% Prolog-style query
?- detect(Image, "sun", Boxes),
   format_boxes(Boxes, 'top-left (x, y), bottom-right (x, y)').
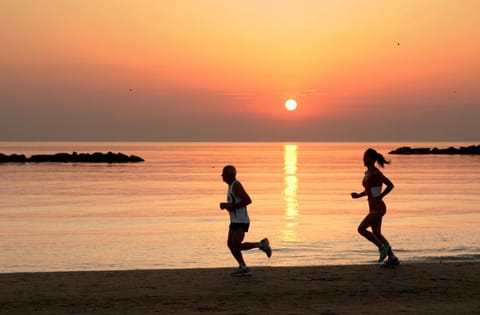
top-left (285, 99), bottom-right (298, 111)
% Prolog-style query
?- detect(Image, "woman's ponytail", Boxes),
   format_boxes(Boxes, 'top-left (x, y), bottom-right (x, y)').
top-left (376, 152), bottom-right (390, 168)
top-left (366, 148), bottom-right (391, 168)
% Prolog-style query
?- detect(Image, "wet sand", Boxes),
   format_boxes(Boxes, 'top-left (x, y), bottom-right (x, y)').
top-left (0, 262), bottom-right (479, 314)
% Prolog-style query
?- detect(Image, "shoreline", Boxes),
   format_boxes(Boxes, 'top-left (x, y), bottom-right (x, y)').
top-left (1, 262), bottom-right (479, 314)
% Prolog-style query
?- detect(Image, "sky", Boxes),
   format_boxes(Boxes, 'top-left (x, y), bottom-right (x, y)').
top-left (1, 0), bottom-right (479, 141)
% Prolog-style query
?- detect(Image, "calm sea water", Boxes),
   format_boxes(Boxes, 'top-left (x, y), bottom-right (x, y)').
top-left (0, 142), bottom-right (479, 273)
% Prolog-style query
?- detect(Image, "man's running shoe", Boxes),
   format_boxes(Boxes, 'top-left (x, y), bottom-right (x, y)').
top-left (259, 238), bottom-right (272, 258)
top-left (378, 244), bottom-right (390, 262)
top-left (381, 256), bottom-right (400, 268)
top-left (231, 266), bottom-right (251, 277)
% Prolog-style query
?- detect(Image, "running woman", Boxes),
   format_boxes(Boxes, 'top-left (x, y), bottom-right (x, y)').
top-left (351, 148), bottom-right (400, 266)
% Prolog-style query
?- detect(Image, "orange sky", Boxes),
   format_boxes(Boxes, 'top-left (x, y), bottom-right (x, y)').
top-left (1, 1), bottom-right (479, 141)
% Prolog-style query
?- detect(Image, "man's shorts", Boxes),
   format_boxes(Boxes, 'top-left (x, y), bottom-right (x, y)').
top-left (229, 222), bottom-right (250, 232)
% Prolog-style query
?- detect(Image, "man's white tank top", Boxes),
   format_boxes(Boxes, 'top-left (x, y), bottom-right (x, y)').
top-left (227, 180), bottom-right (250, 224)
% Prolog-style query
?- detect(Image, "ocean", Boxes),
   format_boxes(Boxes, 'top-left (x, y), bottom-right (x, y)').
top-left (0, 142), bottom-right (479, 272)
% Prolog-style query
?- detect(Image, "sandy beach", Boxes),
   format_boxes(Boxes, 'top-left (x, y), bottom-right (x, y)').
top-left (0, 262), bottom-right (479, 314)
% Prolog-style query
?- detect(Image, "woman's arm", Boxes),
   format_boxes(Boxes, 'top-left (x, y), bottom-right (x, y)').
top-left (351, 190), bottom-right (366, 199)
top-left (378, 173), bottom-right (394, 199)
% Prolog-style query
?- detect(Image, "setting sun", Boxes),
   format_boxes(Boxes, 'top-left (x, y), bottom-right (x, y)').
top-left (285, 99), bottom-right (298, 111)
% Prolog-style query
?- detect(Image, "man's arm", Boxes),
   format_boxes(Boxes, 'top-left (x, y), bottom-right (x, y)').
top-left (228, 181), bottom-right (252, 209)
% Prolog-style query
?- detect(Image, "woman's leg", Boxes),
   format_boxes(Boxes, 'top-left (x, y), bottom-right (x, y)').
top-left (371, 217), bottom-right (396, 257)
top-left (358, 212), bottom-right (383, 248)
top-left (371, 215), bottom-right (389, 246)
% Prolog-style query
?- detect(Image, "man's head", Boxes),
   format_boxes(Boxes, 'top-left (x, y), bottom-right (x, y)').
top-left (221, 165), bottom-right (236, 183)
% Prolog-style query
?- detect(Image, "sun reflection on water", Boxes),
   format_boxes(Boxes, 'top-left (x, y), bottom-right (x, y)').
top-left (283, 144), bottom-right (299, 242)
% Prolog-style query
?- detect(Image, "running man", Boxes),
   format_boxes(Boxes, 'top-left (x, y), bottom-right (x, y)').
top-left (351, 148), bottom-right (400, 267)
top-left (220, 165), bottom-right (272, 276)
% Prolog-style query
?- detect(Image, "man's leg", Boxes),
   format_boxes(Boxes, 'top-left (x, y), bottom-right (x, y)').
top-left (241, 242), bottom-right (258, 250)
top-left (228, 228), bottom-right (247, 266)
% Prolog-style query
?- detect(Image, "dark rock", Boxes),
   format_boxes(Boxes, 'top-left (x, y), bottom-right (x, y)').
top-left (0, 152), bottom-right (144, 163)
top-left (129, 155), bottom-right (144, 162)
top-left (412, 148), bottom-right (431, 154)
top-left (0, 153), bottom-right (27, 163)
top-left (389, 145), bottom-right (480, 155)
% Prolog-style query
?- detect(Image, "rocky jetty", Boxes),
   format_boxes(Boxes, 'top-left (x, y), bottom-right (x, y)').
top-left (0, 152), bottom-right (144, 163)
top-left (389, 145), bottom-right (480, 155)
